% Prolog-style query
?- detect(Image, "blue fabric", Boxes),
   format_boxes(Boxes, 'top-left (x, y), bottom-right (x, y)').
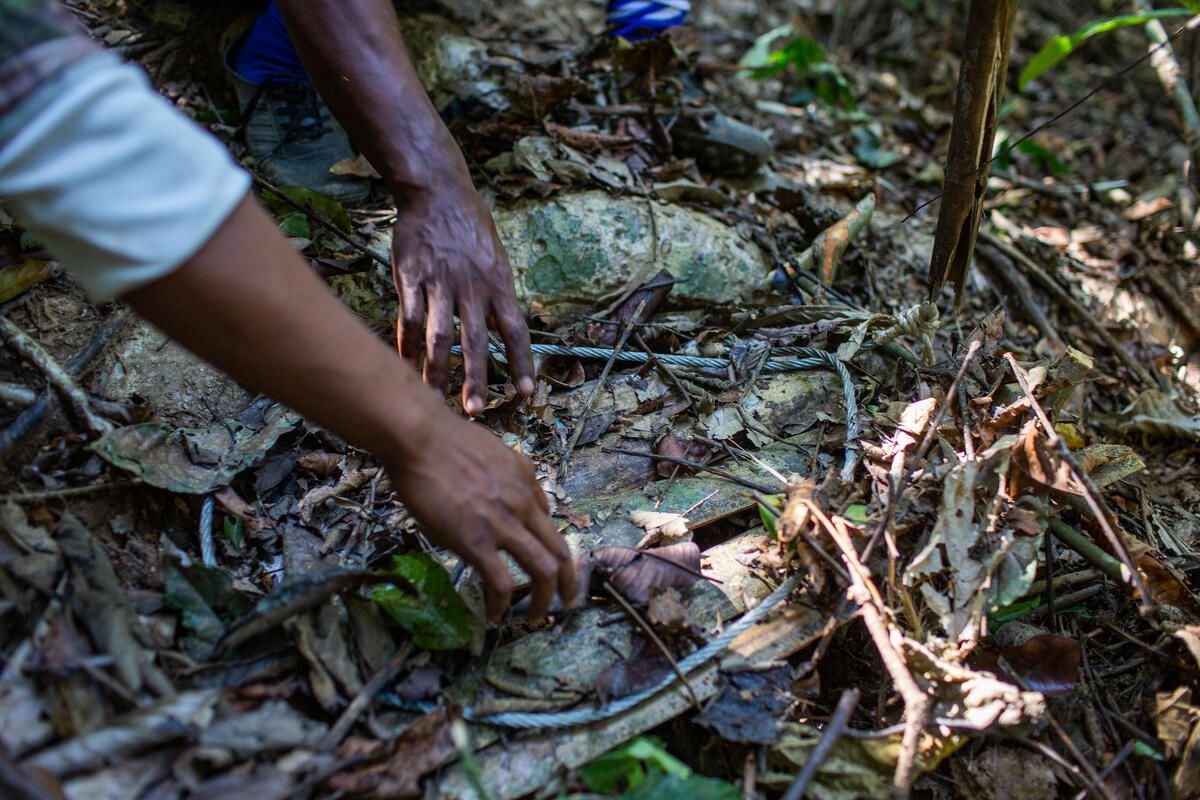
top-left (606, 0), bottom-right (689, 40)
top-left (233, 1), bottom-right (308, 85)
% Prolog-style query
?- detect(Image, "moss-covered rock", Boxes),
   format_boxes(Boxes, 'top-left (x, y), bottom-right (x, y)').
top-left (493, 190), bottom-right (770, 312)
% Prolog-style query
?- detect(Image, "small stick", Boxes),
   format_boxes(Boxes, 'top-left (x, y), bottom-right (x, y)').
top-left (320, 642), bottom-right (412, 751)
top-left (1073, 740), bottom-right (1136, 800)
top-left (635, 331), bottom-right (693, 408)
top-left (782, 688), bottom-right (861, 800)
top-left (603, 580), bottom-right (701, 712)
top-left (602, 446), bottom-right (780, 494)
top-left (0, 315), bottom-right (112, 436)
top-left (558, 300), bottom-right (646, 481)
top-left (0, 481), bottom-right (136, 503)
top-left (339, 469), bottom-right (384, 565)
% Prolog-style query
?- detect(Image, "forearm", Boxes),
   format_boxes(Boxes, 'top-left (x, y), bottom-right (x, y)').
top-left (125, 194), bottom-right (438, 465)
top-left (273, 0), bottom-right (466, 195)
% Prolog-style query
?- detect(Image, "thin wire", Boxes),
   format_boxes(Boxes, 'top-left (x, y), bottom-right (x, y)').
top-left (451, 342), bottom-right (824, 372)
top-left (381, 572), bottom-right (802, 729)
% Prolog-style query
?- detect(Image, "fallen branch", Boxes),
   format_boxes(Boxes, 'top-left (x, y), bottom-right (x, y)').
top-left (0, 315), bottom-right (112, 436)
top-left (0, 308), bottom-right (130, 456)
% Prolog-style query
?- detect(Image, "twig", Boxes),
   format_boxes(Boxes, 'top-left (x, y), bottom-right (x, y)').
top-left (981, 232), bottom-right (1159, 388)
top-left (1073, 740), bottom-right (1136, 800)
top-left (340, 469), bottom-right (384, 565)
top-left (635, 331), bottom-right (693, 408)
top-left (320, 642), bottom-right (412, 751)
top-left (602, 446), bottom-right (781, 494)
top-left (603, 580), bottom-right (701, 711)
top-left (1004, 354), bottom-right (1154, 614)
top-left (812, 507), bottom-right (929, 798)
top-left (1047, 520), bottom-right (1126, 586)
top-left (558, 300), bottom-right (646, 481)
top-left (0, 315), bottom-right (112, 436)
top-left (0, 308), bottom-right (130, 455)
top-left (782, 688), bottom-right (861, 800)
top-left (0, 481), bottom-right (136, 503)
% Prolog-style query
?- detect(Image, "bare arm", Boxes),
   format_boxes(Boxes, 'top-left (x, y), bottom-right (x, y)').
top-left (125, 194), bottom-right (574, 622)
top-left (273, 0), bottom-right (535, 414)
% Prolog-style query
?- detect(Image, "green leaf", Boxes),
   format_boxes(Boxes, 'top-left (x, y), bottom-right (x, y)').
top-left (582, 737), bottom-right (691, 793)
top-left (843, 503), bottom-right (869, 523)
top-left (263, 186), bottom-right (352, 233)
top-left (18, 230), bottom-right (41, 251)
top-left (278, 211), bottom-right (312, 239)
top-left (853, 127), bottom-right (903, 169)
top-left (1134, 739), bottom-right (1168, 760)
top-left (1016, 140), bottom-right (1070, 175)
top-left (223, 515), bottom-right (245, 549)
top-left (758, 503), bottom-right (779, 539)
top-left (164, 558), bottom-right (255, 659)
top-left (738, 23), bottom-right (795, 72)
top-left (623, 770), bottom-right (741, 800)
top-left (372, 553), bottom-right (471, 650)
top-left (1019, 9), bottom-right (1194, 90)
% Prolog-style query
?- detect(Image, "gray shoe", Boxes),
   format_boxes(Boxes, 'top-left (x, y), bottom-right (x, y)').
top-left (227, 59), bottom-right (370, 203)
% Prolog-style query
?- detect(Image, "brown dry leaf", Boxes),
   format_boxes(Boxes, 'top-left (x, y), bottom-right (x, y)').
top-left (1107, 389), bottom-right (1200, 440)
top-left (1075, 444), bottom-right (1144, 488)
top-left (328, 706), bottom-right (459, 798)
top-left (629, 509), bottom-right (690, 549)
top-left (296, 451), bottom-right (343, 478)
top-left (646, 587), bottom-right (692, 632)
top-left (1010, 420), bottom-right (1081, 497)
top-left (594, 639), bottom-right (670, 703)
top-left (214, 486), bottom-right (272, 534)
top-left (974, 633), bottom-right (1081, 696)
top-left (0, 258), bottom-right (56, 303)
top-left (329, 154), bottom-right (382, 179)
top-left (652, 433), bottom-right (710, 478)
top-left (1156, 688), bottom-right (1200, 798)
top-left (582, 542), bottom-right (702, 605)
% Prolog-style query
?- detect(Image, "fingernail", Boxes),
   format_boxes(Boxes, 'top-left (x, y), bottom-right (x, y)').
top-left (518, 376), bottom-right (535, 396)
top-left (467, 396), bottom-right (485, 416)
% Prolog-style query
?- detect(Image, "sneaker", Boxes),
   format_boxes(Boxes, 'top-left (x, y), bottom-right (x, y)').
top-left (226, 51), bottom-right (370, 203)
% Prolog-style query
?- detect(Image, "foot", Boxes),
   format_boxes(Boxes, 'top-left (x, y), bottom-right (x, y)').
top-left (227, 58), bottom-right (370, 203)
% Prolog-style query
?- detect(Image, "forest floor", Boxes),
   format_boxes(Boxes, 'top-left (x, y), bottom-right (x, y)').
top-left (2, 0), bottom-right (1200, 798)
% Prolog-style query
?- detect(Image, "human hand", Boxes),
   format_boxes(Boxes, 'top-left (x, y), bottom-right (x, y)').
top-left (391, 176), bottom-right (534, 416)
top-left (386, 406), bottom-right (576, 622)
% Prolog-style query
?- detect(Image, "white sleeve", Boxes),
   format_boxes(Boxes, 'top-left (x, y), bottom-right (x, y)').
top-left (0, 51), bottom-right (251, 302)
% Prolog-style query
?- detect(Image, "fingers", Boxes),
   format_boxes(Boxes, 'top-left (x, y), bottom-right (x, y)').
top-left (524, 502), bottom-right (578, 611)
top-left (423, 289), bottom-right (454, 393)
top-left (458, 300), bottom-right (489, 417)
top-left (466, 547), bottom-right (514, 623)
top-left (493, 295), bottom-right (535, 397)
top-left (396, 277), bottom-right (426, 368)
top-left (502, 527), bottom-right (563, 622)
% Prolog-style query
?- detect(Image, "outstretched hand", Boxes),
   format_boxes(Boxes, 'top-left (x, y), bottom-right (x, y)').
top-left (387, 407), bottom-right (578, 623)
top-left (391, 179), bottom-right (535, 415)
